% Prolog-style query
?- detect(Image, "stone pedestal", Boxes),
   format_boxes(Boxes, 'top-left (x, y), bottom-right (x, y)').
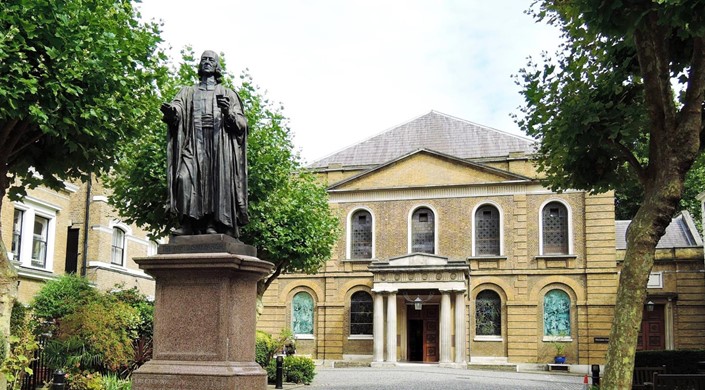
top-left (132, 235), bottom-right (273, 390)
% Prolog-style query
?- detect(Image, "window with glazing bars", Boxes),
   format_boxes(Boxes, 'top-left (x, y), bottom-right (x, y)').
top-left (31, 216), bottom-right (49, 268)
top-left (350, 291), bottom-right (373, 335)
top-left (111, 228), bottom-right (125, 265)
top-left (475, 205), bottom-right (500, 256)
top-left (412, 208), bottom-right (434, 254)
top-left (542, 202), bottom-right (568, 254)
top-left (351, 210), bottom-right (372, 258)
top-left (475, 290), bottom-right (501, 336)
top-left (11, 209), bottom-right (23, 261)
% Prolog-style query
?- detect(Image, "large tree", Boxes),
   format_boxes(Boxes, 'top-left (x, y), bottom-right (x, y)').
top-left (516, 1), bottom-right (705, 387)
top-left (0, 0), bottom-right (165, 383)
top-left (106, 50), bottom-right (339, 310)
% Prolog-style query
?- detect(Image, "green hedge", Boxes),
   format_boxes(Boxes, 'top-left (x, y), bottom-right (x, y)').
top-left (266, 355), bottom-right (316, 385)
top-left (635, 350), bottom-right (705, 374)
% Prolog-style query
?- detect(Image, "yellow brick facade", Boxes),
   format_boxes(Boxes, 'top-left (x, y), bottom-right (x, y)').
top-left (258, 147), bottom-right (705, 366)
top-left (1, 178), bottom-right (155, 303)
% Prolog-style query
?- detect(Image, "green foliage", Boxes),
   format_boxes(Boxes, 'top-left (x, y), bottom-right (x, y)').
top-left (9, 302), bottom-right (28, 337)
top-left (255, 329), bottom-right (295, 368)
top-left (635, 350), bottom-right (705, 374)
top-left (1, 313), bottom-right (39, 390)
top-left (50, 296), bottom-right (139, 372)
top-left (101, 373), bottom-right (131, 390)
top-left (266, 355), bottom-right (316, 385)
top-left (0, 0), bottom-right (168, 199)
top-left (64, 371), bottom-right (103, 390)
top-left (105, 49), bottom-right (339, 292)
top-left (109, 286), bottom-right (154, 339)
top-left (255, 331), bottom-right (275, 368)
top-left (31, 274), bottom-right (100, 322)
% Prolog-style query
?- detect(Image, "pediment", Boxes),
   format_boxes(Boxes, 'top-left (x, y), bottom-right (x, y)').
top-left (388, 253), bottom-right (449, 267)
top-left (329, 149), bottom-right (529, 191)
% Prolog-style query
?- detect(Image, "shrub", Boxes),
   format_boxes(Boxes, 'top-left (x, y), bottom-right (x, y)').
top-left (635, 350), bottom-right (705, 374)
top-left (267, 355), bottom-right (316, 385)
top-left (101, 373), bottom-right (131, 390)
top-left (255, 331), bottom-right (275, 368)
top-left (1, 312), bottom-right (39, 390)
top-left (31, 274), bottom-right (100, 321)
top-left (110, 286), bottom-right (154, 339)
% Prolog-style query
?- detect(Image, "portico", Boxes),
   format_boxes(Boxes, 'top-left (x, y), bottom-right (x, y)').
top-left (369, 254), bottom-right (469, 368)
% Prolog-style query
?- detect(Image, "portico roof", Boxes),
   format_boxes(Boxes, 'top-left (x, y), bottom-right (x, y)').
top-left (369, 253), bottom-right (469, 292)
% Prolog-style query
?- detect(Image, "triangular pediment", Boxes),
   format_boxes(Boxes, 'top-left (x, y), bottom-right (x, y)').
top-left (329, 149), bottom-right (530, 191)
top-left (387, 253), bottom-right (449, 266)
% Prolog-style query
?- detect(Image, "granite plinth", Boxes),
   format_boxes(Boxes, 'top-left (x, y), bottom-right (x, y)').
top-left (133, 235), bottom-right (273, 390)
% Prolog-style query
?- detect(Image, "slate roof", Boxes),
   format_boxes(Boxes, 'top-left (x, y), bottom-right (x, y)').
top-left (615, 211), bottom-right (703, 250)
top-left (310, 111), bottom-right (536, 169)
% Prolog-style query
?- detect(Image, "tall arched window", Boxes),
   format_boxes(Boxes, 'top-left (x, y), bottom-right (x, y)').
top-left (111, 227), bottom-right (126, 266)
top-left (475, 290), bottom-right (501, 337)
top-left (411, 207), bottom-right (435, 254)
top-left (351, 210), bottom-right (372, 259)
top-left (292, 292), bottom-right (314, 336)
top-left (542, 202), bottom-right (569, 254)
top-left (350, 291), bottom-right (373, 336)
top-left (544, 289), bottom-right (571, 336)
top-left (475, 205), bottom-right (500, 256)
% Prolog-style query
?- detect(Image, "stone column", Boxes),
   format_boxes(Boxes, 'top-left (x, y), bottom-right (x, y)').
top-left (386, 291), bottom-right (397, 363)
top-left (373, 292), bottom-right (385, 362)
top-left (454, 291), bottom-right (467, 365)
top-left (439, 290), bottom-right (452, 364)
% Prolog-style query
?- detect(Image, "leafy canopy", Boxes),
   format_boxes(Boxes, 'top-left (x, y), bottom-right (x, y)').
top-left (0, 0), bottom-right (167, 198)
top-left (106, 49), bottom-right (339, 291)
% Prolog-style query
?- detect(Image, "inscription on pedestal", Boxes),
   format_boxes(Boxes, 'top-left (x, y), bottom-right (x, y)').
top-left (133, 375), bottom-right (227, 390)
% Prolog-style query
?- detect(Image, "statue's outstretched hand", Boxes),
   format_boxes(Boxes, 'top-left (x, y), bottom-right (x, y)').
top-left (161, 103), bottom-right (178, 125)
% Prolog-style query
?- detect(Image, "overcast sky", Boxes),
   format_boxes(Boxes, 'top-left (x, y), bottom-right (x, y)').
top-left (137, 1), bottom-right (562, 163)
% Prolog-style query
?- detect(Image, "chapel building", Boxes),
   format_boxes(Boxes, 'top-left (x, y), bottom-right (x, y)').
top-left (257, 111), bottom-right (705, 367)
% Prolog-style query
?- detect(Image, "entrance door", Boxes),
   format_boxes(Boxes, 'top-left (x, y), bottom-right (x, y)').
top-left (637, 305), bottom-right (665, 351)
top-left (407, 304), bottom-right (439, 362)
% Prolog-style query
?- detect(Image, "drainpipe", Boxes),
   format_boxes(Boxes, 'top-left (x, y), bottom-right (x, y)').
top-left (80, 174), bottom-right (92, 277)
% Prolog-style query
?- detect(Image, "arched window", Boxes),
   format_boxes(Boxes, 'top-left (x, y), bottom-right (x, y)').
top-left (351, 210), bottom-right (373, 259)
top-left (475, 290), bottom-right (501, 336)
top-left (475, 205), bottom-right (500, 256)
top-left (544, 289), bottom-right (571, 336)
top-left (111, 227), bottom-right (126, 266)
top-left (350, 291), bottom-right (373, 335)
top-left (292, 292), bottom-right (314, 336)
top-left (411, 207), bottom-right (435, 254)
top-left (542, 202), bottom-right (569, 255)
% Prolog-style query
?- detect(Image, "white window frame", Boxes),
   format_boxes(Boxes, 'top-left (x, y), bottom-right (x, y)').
top-left (538, 199), bottom-right (574, 256)
top-left (10, 198), bottom-right (59, 272)
top-left (108, 220), bottom-right (132, 268)
top-left (471, 202), bottom-right (504, 257)
top-left (647, 272), bottom-right (664, 289)
top-left (346, 207), bottom-right (375, 260)
top-left (407, 204), bottom-right (439, 254)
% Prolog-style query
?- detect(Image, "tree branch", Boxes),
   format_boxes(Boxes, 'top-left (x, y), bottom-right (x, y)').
top-left (609, 138), bottom-right (647, 185)
top-left (263, 260), bottom-right (288, 294)
top-left (679, 37), bottom-right (705, 151)
top-left (0, 119), bottom-right (19, 150)
top-left (633, 12), bottom-right (678, 164)
top-left (7, 125), bottom-right (43, 164)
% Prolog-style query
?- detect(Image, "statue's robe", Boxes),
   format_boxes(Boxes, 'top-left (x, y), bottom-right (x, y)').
top-left (166, 82), bottom-right (248, 232)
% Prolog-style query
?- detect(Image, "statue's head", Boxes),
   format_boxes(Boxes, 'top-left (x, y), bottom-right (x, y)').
top-left (198, 50), bottom-right (223, 83)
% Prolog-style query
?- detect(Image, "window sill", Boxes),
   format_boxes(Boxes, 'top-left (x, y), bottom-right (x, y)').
top-left (543, 336), bottom-right (572, 342)
top-left (467, 256), bottom-right (507, 270)
top-left (343, 258), bottom-right (375, 262)
top-left (348, 335), bottom-right (373, 340)
top-left (535, 254), bottom-right (577, 269)
top-left (474, 336), bottom-right (503, 342)
top-left (295, 334), bottom-right (315, 340)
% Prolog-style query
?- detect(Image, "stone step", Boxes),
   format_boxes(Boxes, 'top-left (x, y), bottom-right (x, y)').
top-left (333, 361), bottom-right (372, 368)
top-left (466, 363), bottom-right (518, 372)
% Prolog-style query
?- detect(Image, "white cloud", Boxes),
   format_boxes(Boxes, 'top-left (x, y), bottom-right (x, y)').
top-left (137, 0), bottom-right (561, 163)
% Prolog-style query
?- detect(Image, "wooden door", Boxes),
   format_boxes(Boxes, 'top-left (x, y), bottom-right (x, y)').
top-left (423, 305), bottom-right (439, 363)
top-left (637, 305), bottom-right (665, 351)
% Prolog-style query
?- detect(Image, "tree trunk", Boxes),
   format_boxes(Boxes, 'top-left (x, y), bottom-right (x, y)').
top-left (0, 171), bottom-right (19, 389)
top-left (602, 185), bottom-right (679, 388)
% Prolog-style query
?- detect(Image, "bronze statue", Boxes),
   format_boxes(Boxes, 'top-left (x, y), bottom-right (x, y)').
top-left (161, 50), bottom-right (248, 238)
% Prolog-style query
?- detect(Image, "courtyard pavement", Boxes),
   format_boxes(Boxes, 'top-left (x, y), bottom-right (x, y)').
top-left (268, 364), bottom-right (591, 389)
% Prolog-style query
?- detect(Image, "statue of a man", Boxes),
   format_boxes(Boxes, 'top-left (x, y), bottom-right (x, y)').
top-left (161, 50), bottom-right (248, 238)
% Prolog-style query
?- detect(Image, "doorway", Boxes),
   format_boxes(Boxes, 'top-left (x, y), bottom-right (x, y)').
top-left (406, 304), bottom-right (439, 362)
top-left (637, 304), bottom-right (665, 351)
